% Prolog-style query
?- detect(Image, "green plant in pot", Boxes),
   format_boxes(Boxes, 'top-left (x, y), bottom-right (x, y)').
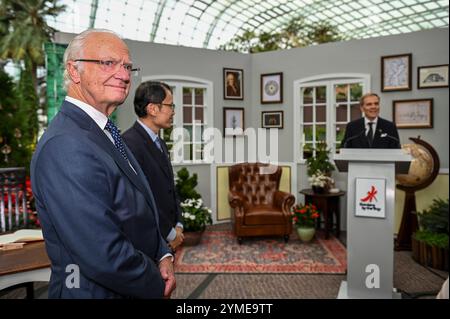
top-left (175, 168), bottom-right (212, 245)
top-left (412, 198), bottom-right (449, 270)
top-left (305, 142), bottom-right (335, 192)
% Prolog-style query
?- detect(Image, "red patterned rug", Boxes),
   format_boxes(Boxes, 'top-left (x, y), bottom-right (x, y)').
top-left (174, 229), bottom-right (347, 274)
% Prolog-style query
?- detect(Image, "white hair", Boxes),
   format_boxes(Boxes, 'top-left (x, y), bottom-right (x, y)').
top-left (63, 29), bottom-right (122, 90)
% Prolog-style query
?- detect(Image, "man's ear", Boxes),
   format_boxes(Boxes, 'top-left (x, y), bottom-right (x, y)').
top-left (67, 61), bottom-right (81, 84)
top-left (146, 103), bottom-right (157, 116)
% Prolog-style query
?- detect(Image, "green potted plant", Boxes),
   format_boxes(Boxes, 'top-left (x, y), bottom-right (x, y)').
top-left (412, 198), bottom-right (449, 270)
top-left (305, 142), bottom-right (335, 193)
top-left (291, 203), bottom-right (321, 242)
top-left (175, 168), bottom-right (212, 245)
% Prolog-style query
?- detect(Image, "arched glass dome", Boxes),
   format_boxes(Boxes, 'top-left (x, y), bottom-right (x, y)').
top-left (47, 0), bottom-right (449, 50)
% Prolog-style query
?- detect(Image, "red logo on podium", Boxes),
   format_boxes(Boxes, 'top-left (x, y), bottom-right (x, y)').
top-left (360, 185), bottom-right (378, 203)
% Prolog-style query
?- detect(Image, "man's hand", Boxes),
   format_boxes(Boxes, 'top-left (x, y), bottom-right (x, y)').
top-left (169, 226), bottom-right (184, 250)
top-left (159, 257), bottom-right (176, 298)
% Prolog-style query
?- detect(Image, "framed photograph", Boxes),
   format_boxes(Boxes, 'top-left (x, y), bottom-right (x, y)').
top-left (261, 72), bottom-right (283, 104)
top-left (418, 64), bottom-right (449, 89)
top-left (261, 111), bottom-right (284, 129)
top-left (393, 99), bottom-right (433, 129)
top-left (381, 53), bottom-right (412, 92)
top-left (223, 68), bottom-right (243, 100)
top-left (223, 107), bottom-right (245, 136)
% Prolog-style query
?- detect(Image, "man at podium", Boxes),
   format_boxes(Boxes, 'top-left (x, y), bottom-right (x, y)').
top-left (342, 93), bottom-right (401, 149)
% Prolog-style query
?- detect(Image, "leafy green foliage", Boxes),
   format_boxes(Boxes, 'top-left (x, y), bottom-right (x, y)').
top-left (418, 198), bottom-right (449, 234)
top-left (220, 17), bottom-right (342, 53)
top-left (305, 142), bottom-right (335, 176)
top-left (0, 0), bottom-right (66, 68)
top-left (0, 68), bottom-right (37, 168)
top-left (175, 167), bottom-right (201, 202)
top-left (413, 230), bottom-right (448, 249)
top-left (414, 198), bottom-right (449, 248)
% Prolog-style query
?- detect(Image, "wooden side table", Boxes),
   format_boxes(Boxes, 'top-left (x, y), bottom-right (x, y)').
top-left (300, 189), bottom-right (346, 239)
top-left (0, 241), bottom-right (51, 298)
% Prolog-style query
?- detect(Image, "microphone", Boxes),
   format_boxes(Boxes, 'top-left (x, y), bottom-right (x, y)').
top-left (377, 129), bottom-right (401, 148)
top-left (342, 130), bottom-right (365, 148)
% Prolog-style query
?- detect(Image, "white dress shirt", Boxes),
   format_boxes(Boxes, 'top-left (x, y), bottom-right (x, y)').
top-left (364, 116), bottom-right (378, 136)
top-left (65, 96), bottom-right (136, 174)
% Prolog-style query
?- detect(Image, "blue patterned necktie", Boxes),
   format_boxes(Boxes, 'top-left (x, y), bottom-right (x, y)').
top-left (154, 136), bottom-right (163, 153)
top-left (105, 119), bottom-right (128, 161)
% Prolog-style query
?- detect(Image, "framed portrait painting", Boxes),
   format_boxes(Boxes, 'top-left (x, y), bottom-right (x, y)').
top-left (261, 111), bottom-right (283, 129)
top-left (393, 99), bottom-right (433, 129)
top-left (381, 53), bottom-right (412, 92)
top-left (223, 107), bottom-right (245, 136)
top-left (418, 64), bottom-right (449, 89)
top-left (223, 68), bottom-right (243, 100)
top-left (261, 72), bottom-right (283, 104)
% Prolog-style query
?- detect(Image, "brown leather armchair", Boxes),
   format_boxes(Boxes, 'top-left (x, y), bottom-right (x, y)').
top-left (228, 162), bottom-right (295, 244)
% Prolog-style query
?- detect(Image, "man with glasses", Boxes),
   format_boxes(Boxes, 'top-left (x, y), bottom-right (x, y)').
top-left (31, 29), bottom-right (175, 298)
top-left (122, 81), bottom-right (184, 252)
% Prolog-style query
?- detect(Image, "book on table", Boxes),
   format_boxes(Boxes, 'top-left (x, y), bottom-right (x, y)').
top-left (0, 229), bottom-right (44, 250)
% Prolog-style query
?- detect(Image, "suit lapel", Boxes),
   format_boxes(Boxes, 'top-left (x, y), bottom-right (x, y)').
top-left (372, 122), bottom-right (381, 147)
top-left (60, 102), bottom-right (158, 215)
top-left (356, 118), bottom-right (370, 148)
top-left (133, 122), bottom-right (172, 179)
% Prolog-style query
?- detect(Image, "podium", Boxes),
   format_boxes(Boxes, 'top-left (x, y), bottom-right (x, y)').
top-left (334, 149), bottom-right (411, 299)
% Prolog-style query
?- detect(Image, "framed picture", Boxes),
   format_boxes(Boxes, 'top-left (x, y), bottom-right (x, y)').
top-left (418, 64), bottom-right (449, 89)
top-left (393, 99), bottom-right (433, 129)
top-left (261, 111), bottom-right (284, 129)
top-left (381, 53), bottom-right (412, 92)
top-left (223, 107), bottom-right (245, 136)
top-left (223, 68), bottom-right (243, 100)
top-left (261, 72), bottom-right (283, 104)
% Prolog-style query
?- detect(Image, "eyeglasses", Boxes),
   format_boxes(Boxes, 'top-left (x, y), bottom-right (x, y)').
top-left (150, 102), bottom-right (175, 110)
top-left (74, 59), bottom-right (140, 75)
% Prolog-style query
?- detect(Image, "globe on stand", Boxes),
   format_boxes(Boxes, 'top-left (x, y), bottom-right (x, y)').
top-left (395, 137), bottom-right (440, 250)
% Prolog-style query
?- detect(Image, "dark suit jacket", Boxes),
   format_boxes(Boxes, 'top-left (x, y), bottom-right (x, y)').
top-left (30, 101), bottom-right (170, 299)
top-left (341, 117), bottom-right (401, 149)
top-left (122, 121), bottom-right (182, 240)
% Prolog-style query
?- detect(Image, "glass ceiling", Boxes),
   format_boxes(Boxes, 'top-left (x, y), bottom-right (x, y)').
top-left (46, 0), bottom-right (449, 50)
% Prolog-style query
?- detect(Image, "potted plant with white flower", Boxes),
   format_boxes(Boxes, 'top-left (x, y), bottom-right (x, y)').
top-left (175, 168), bottom-right (212, 245)
top-left (305, 141), bottom-right (335, 193)
top-left (180, 198), bottom-right (212, 245)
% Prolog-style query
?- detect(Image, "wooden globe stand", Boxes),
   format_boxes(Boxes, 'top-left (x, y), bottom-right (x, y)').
top-left (395, 137), bottom-right (440, 251)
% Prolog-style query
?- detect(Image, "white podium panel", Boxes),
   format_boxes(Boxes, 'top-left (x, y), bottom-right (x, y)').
top-left (334, 149), bottom-right (411, 299)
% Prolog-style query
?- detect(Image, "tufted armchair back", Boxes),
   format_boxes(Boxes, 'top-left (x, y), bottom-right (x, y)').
top-left (229, 163), bottom-right (281, 206)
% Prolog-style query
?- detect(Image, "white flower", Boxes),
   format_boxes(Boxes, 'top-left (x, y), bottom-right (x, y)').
top-left (189, 215), bottom-right (196, 220)
top-left (309, 172), bottom-right (332, 187)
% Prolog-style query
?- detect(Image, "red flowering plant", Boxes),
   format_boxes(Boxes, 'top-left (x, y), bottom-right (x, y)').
top-left (291, 203), bottom-right (320, 228)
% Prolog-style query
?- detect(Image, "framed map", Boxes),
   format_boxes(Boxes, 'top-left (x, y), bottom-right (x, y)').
top-left (381, 53), bottom-right (412, 92)
top-left (393, 99), bottom-right (433, 129)
top-left (261, 72), bottom-right (283, 104)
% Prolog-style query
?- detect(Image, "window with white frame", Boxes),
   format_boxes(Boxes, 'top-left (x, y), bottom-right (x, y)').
top-left (295, 75), bottom-right (369, 161)
top-left (151, 79), bottom-right (212, 163)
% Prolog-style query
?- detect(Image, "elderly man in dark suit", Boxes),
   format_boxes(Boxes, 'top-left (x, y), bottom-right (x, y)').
top-left (122, 81), bottom-right (184, 251)
top-left (341, 93), bottom-right (401, 149)
top-left (30, 29), bottom-right (175, 298)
